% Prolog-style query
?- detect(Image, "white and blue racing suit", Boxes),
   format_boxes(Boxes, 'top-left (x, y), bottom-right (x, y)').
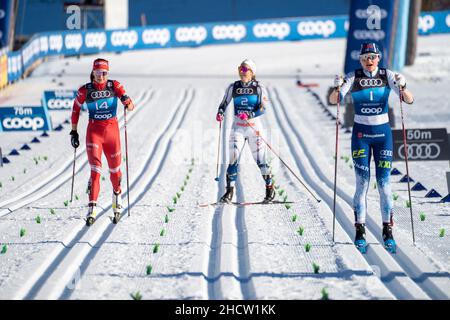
top-left (218, 80), bottom-right (272, 187)
top-left (340, 68), bottom-right (413, 225)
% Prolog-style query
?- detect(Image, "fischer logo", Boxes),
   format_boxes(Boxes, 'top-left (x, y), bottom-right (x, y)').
top-left (297, 20), bottom-right (336, 38)
top-left (111, 31), bottom-right (138, 48)
top-left (355, 9), bottom-right (388, 19)
top-left (3, 117), bottom-right (45, 131)
top-left (91, 91), bottom-right (111, 99)
top-left (353, 29), bottom-right (385, 41)
top-left (85, 32), bottom-right (107, 50)
top-left (49, 35), bottom-right (63, 52)
top-left (212, 24), bottom-right (246, 42)
top-left (175, 26), bottom-right (207, 44)
top-left (253, 23), bottom-right (290, 40)
top-left (47, 99), bottom-right (72, 109)
top-left (65, 33), bottom-right (83, 51)
top-left (236, 88), bottom-right (254, 94)
top-left (361, 107), bottom-right (382, 114)
top-left (418, 15), bottom-right (435, 33)
top-left (142, 28), bottom-right (170, 46)
top-left (359, 79), bottom-right (383, 87)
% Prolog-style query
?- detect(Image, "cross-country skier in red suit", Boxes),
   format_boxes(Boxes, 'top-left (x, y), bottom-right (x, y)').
top-left (70, 58), bottom-right (135, 226)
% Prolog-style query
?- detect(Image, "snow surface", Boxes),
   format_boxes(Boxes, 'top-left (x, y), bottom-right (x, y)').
top-left (0, 34), bottom-right (449, 300)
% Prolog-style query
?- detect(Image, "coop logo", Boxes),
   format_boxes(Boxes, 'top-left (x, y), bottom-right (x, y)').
top-left (39, 36), bottom-right (49, 53)
top-left (90, 91), bottom-right (111, 99)
top-left (446, 14), bottom-right (450, 27)
top-left (236, 88), bottom-right (254, 94)
top-left (2, 117), bottom-right (45, 131)
top-left (175, 26), bottom-right (207, 44)
top-left (94, 113), bottom-right (113, 120)
top-left (353, 29), bottom-right (385, 41)
top-left (47, 99), bottom-right (73, 109)
top-left (212, 24), bottom-right (246, 42)
top-left (111, 31), bottom-right (138, 48)
top-left (355, 9), bottom-right (388, 19)
top-left (399, 143), bottom-right (441, 160)
top-left (65, 33), bottom-right (83, 51)
top-left (297, 20), bottom-right (336, 38)
top-left (49, 35), bottom-right (63, 52)
top-left (142, 28), bottom-right (170, 46)
top-left (253, 23), bottom-right (290, 40)
top-left (359, 79), bottom-right (383, 87)
top-left (418, 15), bottom-right (435, 33)
top-left (85, 32), bottom-right (107, 50)
top-left (361, 107), bottom-right (382, 114)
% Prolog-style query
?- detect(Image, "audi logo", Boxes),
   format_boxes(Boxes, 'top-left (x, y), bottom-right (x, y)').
top-left (85, 32), bottom-right (107, 49)
top-left (49, 35), bottom-right (63, 52)
top-left (236, 88), bottom-right (254, 94)
top-left (142, 28), bottom-right (170, 46)
top-left (297, 20), bottom-right (336, 38)
top-left (359, 79), bottom-right (383, 87)
top-left (212, 25), bottom-right (246, 42)
top-left (398, 143), bottom-right (441, 160)
top-left (380, 149), bottom-right (392, 157)
top-left (418, 15), bottom-right (435, 33)
top-left (65, 34), bottom-right (83, 51)
top-left (353, 29), bottom-right (385, 41)
top-left (361, 107), bottom-right (382, 114)
top-left (111, 31), bottom-right (138, 48)
top-left (91, 91), bottom-right (112, 99)
top-left (253, 23), bottom-right (290, 40)
top-left (175, 27), bottom-right (207, 44)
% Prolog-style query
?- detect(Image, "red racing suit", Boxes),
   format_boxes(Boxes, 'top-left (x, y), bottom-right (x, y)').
top-left (71, 80), bottom-right (129, 205)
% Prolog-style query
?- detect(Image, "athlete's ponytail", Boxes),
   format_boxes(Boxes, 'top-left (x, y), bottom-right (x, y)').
top-left (90, 71), bottom-right (94, 83)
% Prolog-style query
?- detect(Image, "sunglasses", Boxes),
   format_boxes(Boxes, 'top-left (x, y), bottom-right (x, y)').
top-left (239, 65), bottom-right (251, 73)
top-left (93, 70), bottom-right (108, 76)
top-left (360, 53), bottom-right (380, 61)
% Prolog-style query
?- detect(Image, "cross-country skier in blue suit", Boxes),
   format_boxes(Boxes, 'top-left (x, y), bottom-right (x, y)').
top-left (329, 42), bottom-right (414, 253)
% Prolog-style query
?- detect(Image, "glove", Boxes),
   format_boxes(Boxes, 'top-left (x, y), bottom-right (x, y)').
top-left (70, 130), bottom-right (79, 149)
top-left (394, 73), bottom-right (406, 89)
top-left (216, 111), bottom-right (224, 122)
top-left (238, 112), bottom-right (249, 121)
top-left (121, 95), bottom-right (135, 111)
top-left (334, 75), bottom-right (344, 88)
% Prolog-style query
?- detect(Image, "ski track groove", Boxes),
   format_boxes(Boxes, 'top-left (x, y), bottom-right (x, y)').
top-left (17, 88), bottom-right (193, 299)
top-left (0, 90), bottom-right (150, 218)
top-left (269, 86), bottom-right (446, 299)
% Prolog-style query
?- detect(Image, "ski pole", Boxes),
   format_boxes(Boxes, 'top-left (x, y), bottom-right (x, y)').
top-left (399, 89), bottom-right (415, 244)
top-left (70, 147), bottom-right (77, 202)
top-left (332, 86), bottom-right (341, 243)
top-left (214, 120), bottom-right (222, 182)
top-left (124, 107), bottom-right (131, 217)
top-left (245, 119), bottom-right (321, 203)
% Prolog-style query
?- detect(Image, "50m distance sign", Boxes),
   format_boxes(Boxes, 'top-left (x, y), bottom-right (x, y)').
top-left (392, 128), bottom-right (450, 161)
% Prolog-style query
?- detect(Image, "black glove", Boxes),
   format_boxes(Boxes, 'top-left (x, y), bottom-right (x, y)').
top-left (70, 130), bottom-right (80, 148)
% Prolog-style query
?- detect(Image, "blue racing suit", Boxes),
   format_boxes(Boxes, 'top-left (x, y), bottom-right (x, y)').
top-left (340, 68), bottom-right (413, 224)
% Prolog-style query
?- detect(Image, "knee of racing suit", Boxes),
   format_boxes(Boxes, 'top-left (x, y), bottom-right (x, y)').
top-left (89, 165), bottom-right (102, 204)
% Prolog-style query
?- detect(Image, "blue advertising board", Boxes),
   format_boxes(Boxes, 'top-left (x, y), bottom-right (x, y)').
top-left (42, 90), bottom-right (78, 111)
top-left (0, 106), bottom-right (52, 131)
top-left (344, 0), bottom-right (396, 74)
top-left (0, 0), bottom-right (13, 48)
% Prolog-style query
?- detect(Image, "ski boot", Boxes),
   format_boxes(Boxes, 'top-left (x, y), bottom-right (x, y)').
top-left (263, 184), bottom-right (275, 203)
top-left (383, 223), bottom-right (396, 254)
top-left (220, 186), bottom-right (234, 204)
top-left (354, 223), bottom-right (367, 253)
top-left (112, 190), bottom-right (123, 224)
top-left (86, 204), bottom-right (97, 226)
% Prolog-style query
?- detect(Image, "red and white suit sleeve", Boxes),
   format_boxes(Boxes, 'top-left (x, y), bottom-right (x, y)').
top-left (113, 80), bottom-right (126, 99)
top-left (71, 86), bottom-right (87, 125)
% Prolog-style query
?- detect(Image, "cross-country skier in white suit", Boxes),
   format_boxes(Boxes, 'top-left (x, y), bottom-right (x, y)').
top-left (216, 59), bottom-right (275, 203)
